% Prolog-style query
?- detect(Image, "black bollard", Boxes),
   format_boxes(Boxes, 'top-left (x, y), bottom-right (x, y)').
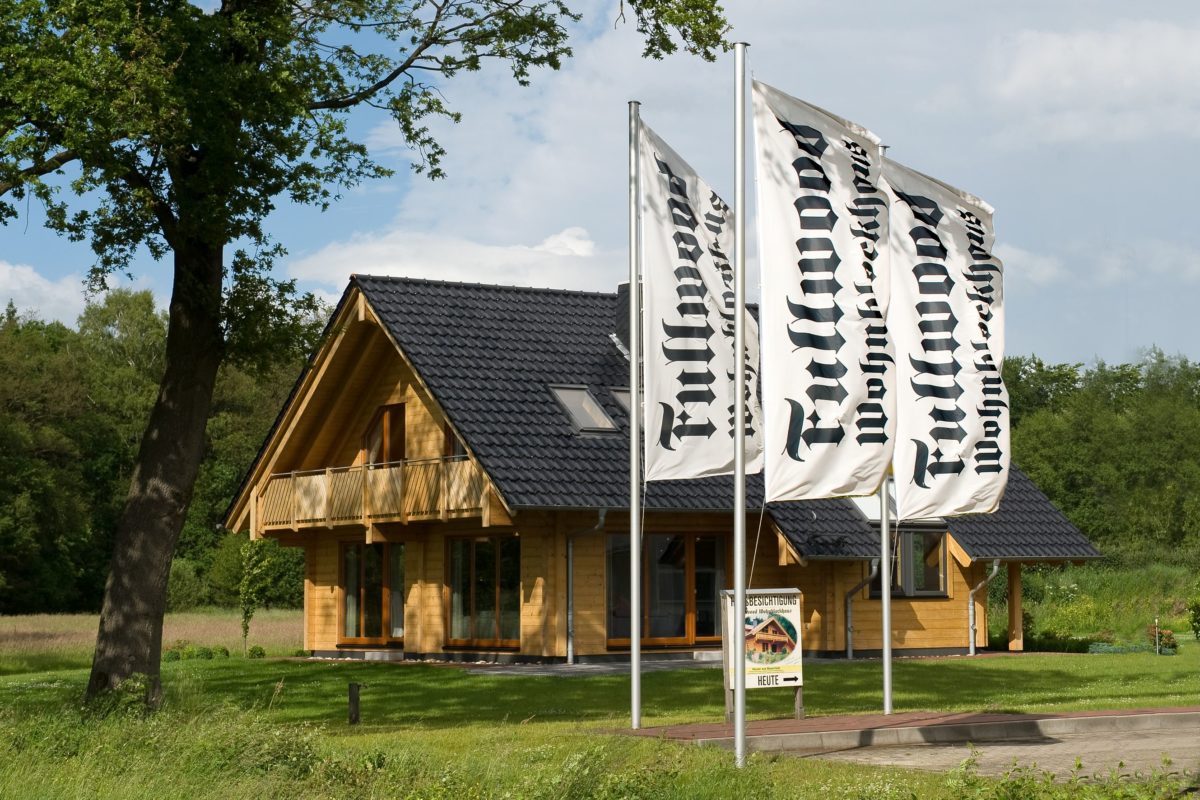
top-left (349, 682), bottom-right (361, 725)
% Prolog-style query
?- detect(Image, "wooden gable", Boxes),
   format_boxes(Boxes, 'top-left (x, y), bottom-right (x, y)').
top-left (224, 286), bottom-right (513, 539)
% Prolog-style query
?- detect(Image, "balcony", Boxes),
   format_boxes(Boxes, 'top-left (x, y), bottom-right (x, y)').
top-left (257, 456), bottom-right (484, 530)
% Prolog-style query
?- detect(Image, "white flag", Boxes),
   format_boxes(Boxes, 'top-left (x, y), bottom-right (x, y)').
top-left (753, 81), bottom-right (895, 502)
top-left (638, 123), bottom-right (764, 481)
top-left (883, 158), bottom-right (1010, 520)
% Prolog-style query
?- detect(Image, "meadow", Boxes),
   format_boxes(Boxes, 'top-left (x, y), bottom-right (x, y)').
top-left (1, 611), bottom-right (1196, 799)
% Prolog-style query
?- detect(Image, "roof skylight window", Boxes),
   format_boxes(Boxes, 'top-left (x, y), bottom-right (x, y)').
top-left (611, 388), bottom-right (631, 414)
top-left (550, 386), bottom-right (616, 432)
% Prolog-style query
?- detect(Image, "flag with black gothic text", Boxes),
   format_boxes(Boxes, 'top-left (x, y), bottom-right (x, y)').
top-left (638, 123), bottom-right (764, 481)
top-left (883, 158), bottom-right (1010, 520)
top-left (753, 81), bottom-right (895, 501)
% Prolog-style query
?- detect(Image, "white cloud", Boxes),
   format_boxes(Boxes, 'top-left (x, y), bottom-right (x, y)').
top-left (987, 20), bottom-right (1200, 143)
top-left (288, 226), bottom-right (618, 292)
top-left (0, 261), bottom-right (88, 323)
top-left (995, 243), bottom-right (1067, 287)
top-left (1090, 240), bottom-right (1200, 285)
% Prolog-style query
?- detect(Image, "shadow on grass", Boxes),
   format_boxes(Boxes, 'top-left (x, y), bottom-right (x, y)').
top-left (3, 650), bottom-right (1195, 732)
top-left (160, 651), bottom-right (1200, 730)
top-left (0, 653), bottom-right (93, 677)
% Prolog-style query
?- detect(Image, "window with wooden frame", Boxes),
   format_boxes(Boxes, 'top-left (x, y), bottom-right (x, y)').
top-left (605, 533), bottom-right (727, 647)
top-left (870, 528), bottom-right (948, 598)
top-left (340, 542), bottom-right (406, 645)
top-left (443, 421), bottom-right (466, 458)
top-left (364, 403), bottom-right (406, 465)
top-left (446, 535), bottom-right (520, 648)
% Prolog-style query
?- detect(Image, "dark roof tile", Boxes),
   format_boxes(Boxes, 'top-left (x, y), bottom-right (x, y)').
top-left (354, 275), bottom-right (1100, 563)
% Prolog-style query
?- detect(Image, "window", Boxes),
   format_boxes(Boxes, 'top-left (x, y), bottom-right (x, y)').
top-left (870, 529), bottom-right (947, 598)
top-left (447, 536), bottom-right (520, 647)
top-left (444, 422), bottom-right (467, 458)
top-left (606, 533), bottom-right (726, 645)
top-left (341, 542), bottom-right (405, 644)
top-left (365, 404), bottom-right (405, 464)
top-left (549, 385), bottom-right (616, 432)
top-left (611, 388), bottom-right (631, 414)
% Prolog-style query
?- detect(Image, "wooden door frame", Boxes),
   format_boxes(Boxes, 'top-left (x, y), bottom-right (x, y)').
top-left (336, 540), bottom-right (406, 647)
top-left (607, 532), bottom-right (729, 648)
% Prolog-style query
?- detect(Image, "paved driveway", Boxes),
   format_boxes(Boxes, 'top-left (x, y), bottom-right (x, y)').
top-left (807, 728), bottom-right (1200, 779)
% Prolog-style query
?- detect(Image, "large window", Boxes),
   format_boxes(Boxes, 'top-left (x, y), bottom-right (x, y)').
top-left (606, 533), bottom-right (726, 646)
top-left (871, 529), bottom-right (947, 598)
top-left (341, 542), bottom-right (405, 644)
top-left (447, 536), bottom-right (520, 647)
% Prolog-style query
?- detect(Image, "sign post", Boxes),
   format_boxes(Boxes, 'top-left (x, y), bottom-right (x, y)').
top-left (721, 589), bottom-right (805, 722)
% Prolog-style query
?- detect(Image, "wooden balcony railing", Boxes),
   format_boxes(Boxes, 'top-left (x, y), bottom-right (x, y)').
top-left (257, 456), bottom-right (484, 530)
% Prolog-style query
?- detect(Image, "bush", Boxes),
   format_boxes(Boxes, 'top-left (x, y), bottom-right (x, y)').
top-left (205, 534), bottom-right (244, 607)
top-left (247, 645), bottom-right (266, 659)
top-left (1189, 591), bottom-right (1200, 641)
top-left (162, 640), bottom-right (232, 661)
top-left (166, 559), bottom-right (207, 611)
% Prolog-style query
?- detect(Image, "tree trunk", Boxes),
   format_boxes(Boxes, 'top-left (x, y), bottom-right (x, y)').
top-left (86, 241), bottom-right (224, 706)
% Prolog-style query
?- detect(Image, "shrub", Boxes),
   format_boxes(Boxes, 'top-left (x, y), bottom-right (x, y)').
top-left (213, 645), bottom-right (230, 658)
top-left (247, 645), bottom-right (266, 659)
top-left (166, 559), bottom-right (207, 611)
top-left (193, 646), bottom-right (214, 660)
top-left (1189, 592), bottom-right (1200, 641)
top-left (1146, 624), bottom-right (1179, 653)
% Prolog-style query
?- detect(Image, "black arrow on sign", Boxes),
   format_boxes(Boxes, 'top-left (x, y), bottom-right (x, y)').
top-left (782, 676), bottom-right (800, 683)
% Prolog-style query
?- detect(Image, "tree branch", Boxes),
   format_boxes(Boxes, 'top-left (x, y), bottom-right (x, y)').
top-left (0, 149), bottom-right (79, 197)
top-left (305, 4), bottom-right (448, 111)
top-left (120, 167), bottom-right (179, 245)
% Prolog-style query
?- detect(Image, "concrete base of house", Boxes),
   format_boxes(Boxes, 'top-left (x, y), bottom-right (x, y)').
top-left (309, 649), bottom-right (727, 664)
top-left (308, 646), bottom-right (983, 663)
top-left (811, 647), bottom-right (973, 659)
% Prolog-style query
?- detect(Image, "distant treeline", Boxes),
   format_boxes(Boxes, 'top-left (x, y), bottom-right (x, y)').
top-left (0, 291), bottom-right (314, 614)
top-left (2, 291), bottom-right (1197, 613)
top-left (1005, 351), bottom-right (1200, 564)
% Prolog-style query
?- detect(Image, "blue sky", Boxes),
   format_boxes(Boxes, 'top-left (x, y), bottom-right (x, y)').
top-left (2, 1), bottom-right (1199, 365)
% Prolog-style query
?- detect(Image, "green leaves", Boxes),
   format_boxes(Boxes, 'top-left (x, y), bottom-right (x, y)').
top-left (620, 0), bottom-right (730, 61)
top-left (1008, 349), bottom-right (1200, 564)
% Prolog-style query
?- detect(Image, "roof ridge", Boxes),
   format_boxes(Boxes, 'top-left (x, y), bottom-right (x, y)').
top-left (352, 273), bottom-right (618, 300)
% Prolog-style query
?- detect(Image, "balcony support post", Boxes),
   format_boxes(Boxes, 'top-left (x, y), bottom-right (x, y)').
top-left (439, 460), bottom-right (449, 521)
top-left (361, 465), bottom-right (369, 527)
top-left (326, 467), bottom-right (334, 528)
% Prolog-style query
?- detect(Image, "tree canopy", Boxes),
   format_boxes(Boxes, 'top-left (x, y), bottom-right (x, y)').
top-left (1005, 350), bottom-right (1200, 563)
top-left (0, 0), bottom-right (733, 702)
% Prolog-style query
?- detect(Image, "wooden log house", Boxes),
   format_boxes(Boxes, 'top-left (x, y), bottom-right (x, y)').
top-left (224, 276), bottom-right (1101, 662)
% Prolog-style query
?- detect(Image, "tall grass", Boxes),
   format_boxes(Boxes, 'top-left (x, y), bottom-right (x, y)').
top-left (989, 563), bottom-right (1196, 642)
top-left (0, 609), bottom-right (302, 675)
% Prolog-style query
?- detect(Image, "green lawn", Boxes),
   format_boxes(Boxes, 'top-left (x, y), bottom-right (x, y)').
top-left (1, 615), bottom-right (1197, 799)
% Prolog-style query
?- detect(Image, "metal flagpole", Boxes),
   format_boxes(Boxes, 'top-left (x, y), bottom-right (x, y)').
top-left (628, 100), bottom-right (643, 731)
top-left (881, 481), bottom-right (893, 714)
top-left (878, 142), bottom-right (893, 718)
top-left (733, 41), bottom-right (748, 768)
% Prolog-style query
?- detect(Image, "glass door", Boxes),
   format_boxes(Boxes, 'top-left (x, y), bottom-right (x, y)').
top-left (605, 533), bottom-right (727, 646)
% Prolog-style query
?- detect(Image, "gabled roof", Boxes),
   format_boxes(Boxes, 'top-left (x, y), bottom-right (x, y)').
top-left (343, 275), bottom-right (1099, 562)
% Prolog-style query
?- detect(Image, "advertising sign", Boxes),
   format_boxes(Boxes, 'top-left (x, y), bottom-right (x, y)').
top-left (722, 589), bottom-right (804, 690)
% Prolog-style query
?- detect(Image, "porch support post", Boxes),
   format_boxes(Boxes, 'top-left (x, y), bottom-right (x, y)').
top-left (1007, 562), bottom-right (1024, 651)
